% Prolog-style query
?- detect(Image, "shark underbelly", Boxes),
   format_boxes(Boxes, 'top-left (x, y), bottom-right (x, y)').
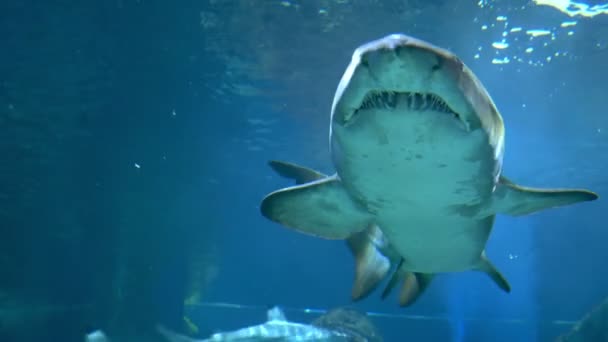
top-left (377, 210), bottom-right (495, 272)
top-left (332, 109), bottom-right (498, 272)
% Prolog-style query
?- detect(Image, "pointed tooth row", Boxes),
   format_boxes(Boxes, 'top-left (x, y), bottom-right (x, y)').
top-left (359, 91), bottom-right (455, 115)
top-left (361, 91), bottom-right (397, 109)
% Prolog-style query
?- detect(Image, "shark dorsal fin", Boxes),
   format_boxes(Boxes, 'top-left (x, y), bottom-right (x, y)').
top-left (266, 306), bottom-right (287, 321)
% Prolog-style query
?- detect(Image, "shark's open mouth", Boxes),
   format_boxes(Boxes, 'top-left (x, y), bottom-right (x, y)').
top-left (348, 91), bottom-right (460, 122)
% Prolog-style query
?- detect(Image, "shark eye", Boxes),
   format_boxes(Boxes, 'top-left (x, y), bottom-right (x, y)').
top-left (394, 45), bottom-right (408, 58)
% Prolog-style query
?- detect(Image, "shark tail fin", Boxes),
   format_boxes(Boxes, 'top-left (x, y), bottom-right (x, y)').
top-left (346, 225), bottom-right (391, 300)
top-left (489, 175), bottom-right (598, 217)
top-left (381, 261), bottom-right (434, 307)
top-left (475, 251), bottom-right (511, 293)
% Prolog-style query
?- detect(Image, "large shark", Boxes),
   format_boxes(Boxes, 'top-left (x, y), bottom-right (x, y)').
top-left (260, 33), bottom-right (599, 306)
top-left (157, 306), bottom-right (351, 341)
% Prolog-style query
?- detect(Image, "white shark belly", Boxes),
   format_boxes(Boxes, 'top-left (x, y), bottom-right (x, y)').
top-left (332, 110), bottom-right (499, 272)
top-left (377, 211), bottom-right (494, 272)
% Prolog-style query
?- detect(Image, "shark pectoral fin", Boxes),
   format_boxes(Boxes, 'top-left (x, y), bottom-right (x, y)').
top-left (260, 176), bottom-right (372, 239)
top-left (490, 175), bottom-right (599, 217)
top-left (380, 261), bottom-right (433, 307)
top-left (268, 160), bottom-right (327, 184)
top-left (346, 225), bottom-right (391, 300)
top-left (475, 252), bottom-right (511, 293)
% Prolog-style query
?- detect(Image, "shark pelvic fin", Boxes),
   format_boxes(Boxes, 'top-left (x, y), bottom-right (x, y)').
top-left (261, 176), bottom-right (372, 239)
top-left (398, 272), bottom-right (434, 307)
top-left (475, 251), bottom-right (511, 293)
top-left (346, 225), bottom-right (391, 300)
top-left (488, 175), bottom-right (598, 217)
top-left (380, 260), bottom-right (434, 307)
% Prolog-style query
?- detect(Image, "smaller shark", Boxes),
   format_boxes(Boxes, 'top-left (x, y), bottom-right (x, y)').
top-left (84, 330), bottom-right (112, 342)
top-left (268, 160), bottom-right (432, 306)
top-left (157, 306), bottom-right (351, 342)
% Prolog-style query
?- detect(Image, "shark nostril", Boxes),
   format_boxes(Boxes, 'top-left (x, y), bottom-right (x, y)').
top-left (431, 56), bottom-right (443, 72)
top-left (360, 56), bottom-right (370, 68)
top-left (394, 46), bottom-right (407, 57)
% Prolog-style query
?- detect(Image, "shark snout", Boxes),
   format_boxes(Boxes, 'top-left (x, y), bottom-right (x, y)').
top-left (358, 40), bottom-right (444, 92)
top-left (331, 33), bottom-right (482, 132)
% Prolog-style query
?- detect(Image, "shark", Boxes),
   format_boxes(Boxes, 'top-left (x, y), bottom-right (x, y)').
top-left (260, 33), bottom-right (599, 306)
top-left (156, 306), bottom-right (351, 341)
top-left (84, 330), bottom-right (110, 342)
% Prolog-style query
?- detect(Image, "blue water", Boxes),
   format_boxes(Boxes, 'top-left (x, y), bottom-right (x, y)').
top-left (1, 0), bottom-right (606, 341)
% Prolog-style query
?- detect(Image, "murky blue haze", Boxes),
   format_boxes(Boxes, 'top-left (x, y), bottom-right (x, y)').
top-left (0, 1), bottom-right (606, 341)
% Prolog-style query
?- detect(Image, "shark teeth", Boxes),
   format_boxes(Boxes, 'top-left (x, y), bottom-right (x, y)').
top-left (358, 91), bottom-right (459, 118)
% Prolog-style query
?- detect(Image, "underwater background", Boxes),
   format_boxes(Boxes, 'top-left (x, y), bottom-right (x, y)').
top-left (0, 0), bottom-right (607, 341)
